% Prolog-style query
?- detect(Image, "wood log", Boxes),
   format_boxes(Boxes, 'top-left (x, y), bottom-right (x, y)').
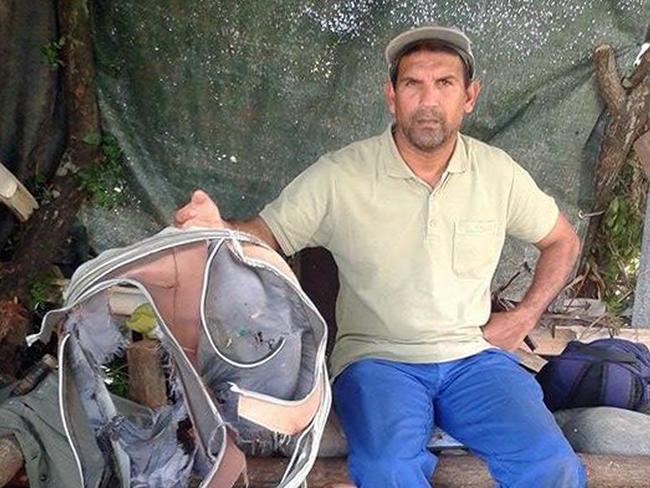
top-left (241, 454), bottom-right (650, 488)
top-left (0, 436), bottom-right (24, 487)
top-left (127, 339), bottom-right (168, 409)
top-left (0, 163), bottom-right (38, 222)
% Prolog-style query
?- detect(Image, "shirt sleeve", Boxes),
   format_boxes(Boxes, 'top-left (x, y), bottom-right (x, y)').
top-left (259, 156), bottom-right (335, 256)
top-left (506, 161), bottom-right (559, 243)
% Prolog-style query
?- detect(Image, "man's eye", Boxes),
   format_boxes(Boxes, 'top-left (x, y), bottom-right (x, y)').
top-left (404, 79), bottom-right (417, 87)
top-left (439, 79), bottom-right (453, 87)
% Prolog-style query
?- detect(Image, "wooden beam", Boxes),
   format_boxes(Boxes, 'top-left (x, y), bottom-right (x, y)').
top-left (0, 163), bottom-right (38, 222)
top-left (241, 454), bottom-right (650, 488)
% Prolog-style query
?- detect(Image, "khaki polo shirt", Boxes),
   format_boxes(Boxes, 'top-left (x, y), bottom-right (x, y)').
top-left (259, 126), bottom-right (559, 378)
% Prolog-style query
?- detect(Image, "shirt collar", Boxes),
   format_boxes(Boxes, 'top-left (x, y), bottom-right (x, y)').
top-left (382, 124), bottom-right (469, 179)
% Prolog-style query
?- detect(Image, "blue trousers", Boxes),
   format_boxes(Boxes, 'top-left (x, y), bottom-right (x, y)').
top-left (333, 349), bottom-right (586, 487)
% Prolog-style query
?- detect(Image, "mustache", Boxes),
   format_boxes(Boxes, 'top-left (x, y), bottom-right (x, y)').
top-left (412, 107), bottom-right (444, 123)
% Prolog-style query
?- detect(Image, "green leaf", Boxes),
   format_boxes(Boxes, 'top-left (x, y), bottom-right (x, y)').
top-left (82, 133), bottom-right (102, 146)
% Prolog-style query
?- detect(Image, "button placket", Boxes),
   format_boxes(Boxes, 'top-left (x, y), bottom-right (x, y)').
top-left (425, 194), bottom-right (439, 242)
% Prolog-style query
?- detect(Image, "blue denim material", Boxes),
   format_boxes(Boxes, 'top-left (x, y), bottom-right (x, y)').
top-left (333, 349), bottom-right (587, 487)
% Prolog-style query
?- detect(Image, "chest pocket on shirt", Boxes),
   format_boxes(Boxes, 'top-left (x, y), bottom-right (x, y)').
top-left (452, 220), bottom-right (498, 279)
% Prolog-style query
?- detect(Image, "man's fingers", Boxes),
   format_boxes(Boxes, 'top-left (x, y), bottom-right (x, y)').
top-left (174, 206), bottom-right (195, 226)
top-left (191, 189), bottom-right (209, 204)
top-left (174, 189), bottom-right (223, 229)
top-left (192, 189), bottom-right (221, 215)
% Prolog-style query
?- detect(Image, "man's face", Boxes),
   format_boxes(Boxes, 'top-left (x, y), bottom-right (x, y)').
top-left (385, 49), bottom-right (480, 153)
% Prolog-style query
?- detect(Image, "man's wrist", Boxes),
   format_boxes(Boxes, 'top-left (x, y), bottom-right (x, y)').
top-left (510, 306), bottom-right (541, 331)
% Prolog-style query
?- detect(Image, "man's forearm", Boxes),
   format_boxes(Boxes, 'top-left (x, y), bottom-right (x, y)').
top-left (225, 217), bottom-right (281, 253)
top-left (515, 237), bottom-right (581, 323)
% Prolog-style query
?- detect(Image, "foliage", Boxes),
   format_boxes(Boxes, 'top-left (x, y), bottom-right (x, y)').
top-left (585, 161), bottom-right (646, 314)
top-left (103, 358), bottom-right (129, 397)
top-left (27, 270), bottom-right (62, 312)
top-left (77, 133), bottom-right (128, 208)
top-left (24, 169), bottom-right (60, 207)
top-left (41, 37), bottom-right (65, 70)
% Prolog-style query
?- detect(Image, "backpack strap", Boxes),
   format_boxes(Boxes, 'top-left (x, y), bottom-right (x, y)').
top-left (566, 341), bottom-right (642, 409)
top-left (601, 362), bottom-right (638, 409)
top-left (568, 341), bottom-right (637, 363)
top-left (207, 431), bottom-right (247, 488)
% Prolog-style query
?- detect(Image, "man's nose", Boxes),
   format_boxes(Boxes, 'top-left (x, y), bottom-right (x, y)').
top-left (420, 83), bottom-right (441, 107)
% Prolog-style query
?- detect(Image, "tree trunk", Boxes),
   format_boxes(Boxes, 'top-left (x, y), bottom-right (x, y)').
top-left (0, 0), bottom-right (102, 304)
top-left (580, 45), bottom-right (650, 271)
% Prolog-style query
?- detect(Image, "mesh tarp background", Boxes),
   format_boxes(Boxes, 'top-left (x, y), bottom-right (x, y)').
top-left (2, 1), bottom-right (649, 298)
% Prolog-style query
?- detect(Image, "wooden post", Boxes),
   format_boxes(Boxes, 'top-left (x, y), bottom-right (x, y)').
top-left (126, 339), bottom-right (168, 409)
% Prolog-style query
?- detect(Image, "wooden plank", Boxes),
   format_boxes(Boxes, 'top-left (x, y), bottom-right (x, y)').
top-left (0, 163), bottom-right (38, 222)
top-left (512, 348), bottom-right (548, 372)
top-left (530, 323), bottom-right (650, 356)
top-left (528, 326), bottom-right (578, 356)
top-left (108, 286), bottom-right (147, 316)
top-left (242, 454), bottom-right (650, 488)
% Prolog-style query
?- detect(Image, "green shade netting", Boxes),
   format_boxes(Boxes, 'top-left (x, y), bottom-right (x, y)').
top-left (86, 0), bottom-right (649, 296)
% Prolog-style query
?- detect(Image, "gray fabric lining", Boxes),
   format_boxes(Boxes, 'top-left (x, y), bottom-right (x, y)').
top-left (60, 288), bottom-right (211, 487)
top-left (198, 241), bottom-right (325, 455)
top-left (200, 241), bottom-right (321, 399)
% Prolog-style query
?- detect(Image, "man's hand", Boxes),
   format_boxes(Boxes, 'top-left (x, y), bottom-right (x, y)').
top-left (174, 190), bottom-right (229, 229)
top-left (481, 310), bottom-right (538, 351)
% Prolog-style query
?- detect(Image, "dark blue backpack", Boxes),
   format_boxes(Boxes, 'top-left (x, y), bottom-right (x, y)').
top-left (536, 338), bottom-right (650, 412)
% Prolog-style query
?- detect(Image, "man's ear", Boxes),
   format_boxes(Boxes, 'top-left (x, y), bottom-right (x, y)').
top-left (384, 80), bottom-right (396, 116)
top-left (464, 79), bottom-right (481, 114)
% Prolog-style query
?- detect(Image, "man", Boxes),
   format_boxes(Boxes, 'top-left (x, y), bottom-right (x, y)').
top-left (175, 25), bottom-right (586, 487)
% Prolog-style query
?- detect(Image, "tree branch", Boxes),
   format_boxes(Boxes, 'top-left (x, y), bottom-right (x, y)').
top-left (594, 44), bottom-right (625, 117)
top-left (627, 46), bottom-right (650, 88)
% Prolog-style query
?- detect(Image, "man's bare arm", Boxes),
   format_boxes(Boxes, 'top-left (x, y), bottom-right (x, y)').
top-left (517, 212), bottom-right (581, 319)
top-left (482, 212), bottom-right (581, 350)
top-left (227, 217), bottom-right (280, 251)
top-left (174, 190), bottom-right (280, 251)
